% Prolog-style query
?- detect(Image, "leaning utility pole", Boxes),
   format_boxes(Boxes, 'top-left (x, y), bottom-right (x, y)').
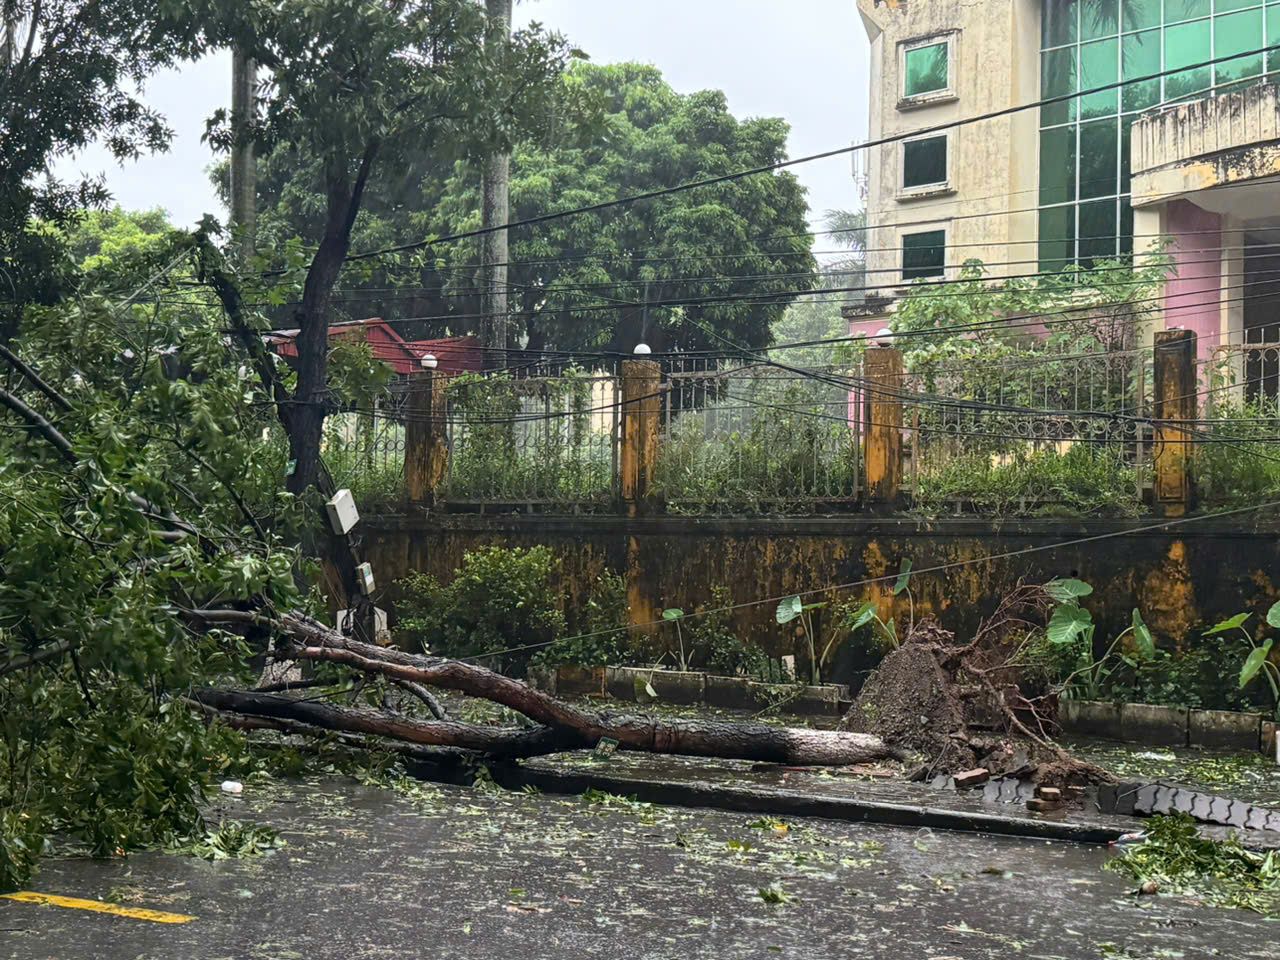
top-left (479, 0), bottom-right (512, 368)
top-left (229, 47), bottom-right (257, 265)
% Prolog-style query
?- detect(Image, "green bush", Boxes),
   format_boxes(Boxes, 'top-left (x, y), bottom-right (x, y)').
top-left (684, 588), bottom-right (770, 679)
top-left (395, 546), bottom-right (566, 673)
top-left (653, 383), bottom-right (857, 514)
top-left (534, 572), bottom-right (642, 668)
top-left (1196, 397), bottom-right (1280, 505)
top-left (913, 444), bottom-right (1141, 518)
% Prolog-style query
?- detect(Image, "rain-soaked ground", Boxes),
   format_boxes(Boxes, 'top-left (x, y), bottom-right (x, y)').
top-left (3, 775), bottom-right (1278, 960)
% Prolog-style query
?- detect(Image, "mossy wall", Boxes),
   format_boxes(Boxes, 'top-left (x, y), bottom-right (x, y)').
top-left (364, 514), bottom-right (1280, 685)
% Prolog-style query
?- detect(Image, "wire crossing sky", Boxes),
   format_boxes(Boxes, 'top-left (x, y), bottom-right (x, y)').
top-left (50, 1), bottom-right (869, 235)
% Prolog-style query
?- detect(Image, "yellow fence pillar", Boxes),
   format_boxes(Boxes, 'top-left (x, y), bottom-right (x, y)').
top-left (863, 346), bottom-right (904, 510)
top-left (1153, 329), bottom-right (1197, 518)
top-left (620, 359), bottom-right (662, 517)
top-left (404, 370), bottom-right (449, 506)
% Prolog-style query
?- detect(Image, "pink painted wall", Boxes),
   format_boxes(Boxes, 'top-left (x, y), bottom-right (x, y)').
top-left (1164, 199), bottom-right (1221, 358)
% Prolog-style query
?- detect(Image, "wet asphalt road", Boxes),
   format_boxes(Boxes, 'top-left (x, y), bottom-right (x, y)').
top-left (1, 776), bottom-right (1275, 960)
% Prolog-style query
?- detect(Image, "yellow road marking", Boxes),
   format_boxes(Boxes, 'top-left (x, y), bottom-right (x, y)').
top-left (0, 891), bottom-right (195, 924)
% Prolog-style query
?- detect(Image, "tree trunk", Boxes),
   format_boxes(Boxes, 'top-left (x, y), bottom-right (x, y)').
top-left (194, 688), bottom-right (570, 758)
top-left (194, 610), bottom-right (899, 767)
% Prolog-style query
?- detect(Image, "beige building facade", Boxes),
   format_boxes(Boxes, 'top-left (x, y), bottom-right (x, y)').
top-left (850, 0), bottom-right (1280, 374)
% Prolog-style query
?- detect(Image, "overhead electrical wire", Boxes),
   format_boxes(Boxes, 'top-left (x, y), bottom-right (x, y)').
top-left (335, 42), bottom-right (1280, 265)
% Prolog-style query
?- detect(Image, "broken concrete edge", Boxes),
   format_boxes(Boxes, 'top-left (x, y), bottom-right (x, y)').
top-left (1059, 699), bottom-right (1269, 753)
top-left (528, 663), bottom-right (848, 716)
top-left (400, 753), bottom-right (1124, 846)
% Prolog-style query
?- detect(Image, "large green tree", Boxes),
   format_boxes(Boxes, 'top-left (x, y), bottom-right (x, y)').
top-left (0, 1), bottom-right (203, 336)
top-left (200, 0), bottom-right (579, 502)
top-left (246, 61), bottom-right (817, 354)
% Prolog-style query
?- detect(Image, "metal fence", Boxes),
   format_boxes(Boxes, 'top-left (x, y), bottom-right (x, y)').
top-left (653, 358), bottom-right (861, 513)
top-left (901, 347), bottom-right (1154, 515)
top-left (329, 341), bottom-right (1274, 517)
top-left (438, 365), bottom-right (619, 506)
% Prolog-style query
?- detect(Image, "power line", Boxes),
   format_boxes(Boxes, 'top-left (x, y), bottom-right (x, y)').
top-left (338, 42), bottom-right (1280, 265)
top-left (458, 497), bottom-right (1280, 663)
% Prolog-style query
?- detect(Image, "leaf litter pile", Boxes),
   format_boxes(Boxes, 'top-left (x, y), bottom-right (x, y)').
top-left (1108, 813), bottom-right (1280, 916)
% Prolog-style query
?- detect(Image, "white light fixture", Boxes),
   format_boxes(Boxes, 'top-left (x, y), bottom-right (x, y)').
top-left (420, 353), bottom-right (438, 369)
top-left (875, 328), bottom-right (894, 347)
top-left (633, 343), bottom-right (652, 355)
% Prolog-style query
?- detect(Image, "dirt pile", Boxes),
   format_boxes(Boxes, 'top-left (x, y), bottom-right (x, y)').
top-left (840, 595), bottom-right (1111, 788)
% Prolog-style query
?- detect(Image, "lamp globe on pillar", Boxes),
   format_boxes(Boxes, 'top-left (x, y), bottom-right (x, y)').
top-left (874, 328), bottom-right (894, 348)
top-left (633, 343), bottom-right (652, 356)
top-left (420, 353), bottom-right (438, 370)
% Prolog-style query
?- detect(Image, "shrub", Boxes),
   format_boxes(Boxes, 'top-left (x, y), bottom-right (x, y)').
top-left (534, 572), bottom-right (642, 668)
top-left (395, 546), bottom-right (566, 674)
top-left (1196, 397), bottom-right (1280, 505)
top-left (685, 588), bottom-right (770, 679)
top-left (913, 444), bottom-right (1141, 518)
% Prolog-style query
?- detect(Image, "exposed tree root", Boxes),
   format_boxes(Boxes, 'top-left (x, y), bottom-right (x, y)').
top-left (840, 585), bottom-right (1113, 788)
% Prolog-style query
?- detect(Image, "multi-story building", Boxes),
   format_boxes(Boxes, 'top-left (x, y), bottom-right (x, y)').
top-left (850, 0), bottom-right (1280, 371)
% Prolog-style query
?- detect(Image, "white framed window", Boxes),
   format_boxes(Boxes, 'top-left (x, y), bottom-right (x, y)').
top-left (899, 32), bottom-right (958, 107)
top-left (899, 132), bottom-right (951, 197)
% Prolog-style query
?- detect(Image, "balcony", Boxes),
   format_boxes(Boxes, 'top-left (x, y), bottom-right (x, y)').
top-left (1131, 82), bottom-right (1280, 215)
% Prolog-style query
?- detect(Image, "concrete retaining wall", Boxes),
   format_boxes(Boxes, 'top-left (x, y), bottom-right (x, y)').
top-left (1060, 699), bottom-right (1267, 752)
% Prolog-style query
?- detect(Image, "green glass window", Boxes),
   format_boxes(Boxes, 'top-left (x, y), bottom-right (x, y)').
top-left (1078, 198), bottom-right (1119, 264)
top-left (904, 42), bottom-right (949, 97)
top-left (1122, 29), bottom-right (1161, 110)
top-left (1078, 117), bottom-right (1118, 199)
top-left (1120, 115), bottom-right (1134, 194)
top-left (1080, 37), bottom-right (1119, 117)
top-left (1041, 46), bottom-right (1078, 125)
top-left (1165, 19), bottom-right (1212, 100)
top-left (902, 230), bottom-right (946, 280)
top-left (1039, 126), bottom-right (1078, 205)
top-left (1043, 0), bottom-right (1078, 47)
top-left (1039, 0), bottom-right (1277, 269)
top-left (1215, 8), bottom-right (1265, 86)
top-left (1081, 0), bottom-right (1119, 40)
top-left (1166, 0), bottom-right (1211, 22)
top-left (902, 136), bottom-right (948, 189)
top-left (1119, 204), bottom-right (1134, 256)
top-left (1039, 206), bottom-right (1076, 274)
top-left (1124, 0), bottom-right (1161, 30)
top-left (1269, 3), bottom-right (1280, 75)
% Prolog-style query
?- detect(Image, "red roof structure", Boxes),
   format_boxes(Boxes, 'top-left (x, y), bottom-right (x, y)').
top-left (266, 318), bottom-right (484, 375)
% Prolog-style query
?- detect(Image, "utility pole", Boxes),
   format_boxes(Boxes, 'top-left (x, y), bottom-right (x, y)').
top-left (2, 9), bottom-right (18, 71)
top-left (230, 47), bottom-right (257, 265)
top-left (480, 0), bottom-right (512, 368)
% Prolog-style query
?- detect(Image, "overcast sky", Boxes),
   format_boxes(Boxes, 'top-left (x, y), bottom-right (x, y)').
top-left (52, 1), bottom-right (869, 237)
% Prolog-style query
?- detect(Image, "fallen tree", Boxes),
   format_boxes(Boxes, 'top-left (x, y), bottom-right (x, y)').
top-left (189, 609), bottom-right (901, 767)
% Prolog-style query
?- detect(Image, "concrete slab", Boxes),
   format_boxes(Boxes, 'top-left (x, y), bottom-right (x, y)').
top-left (1059, 700), bottom-right (1124, 739)
top-left (1120, 703), bottom-right (1189, 746)
top-left (1189, 709), bottom-right (1262, 751)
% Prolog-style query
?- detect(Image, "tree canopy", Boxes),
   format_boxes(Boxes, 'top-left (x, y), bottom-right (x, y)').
top-left (248, 61), bottom-right (817, 354)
